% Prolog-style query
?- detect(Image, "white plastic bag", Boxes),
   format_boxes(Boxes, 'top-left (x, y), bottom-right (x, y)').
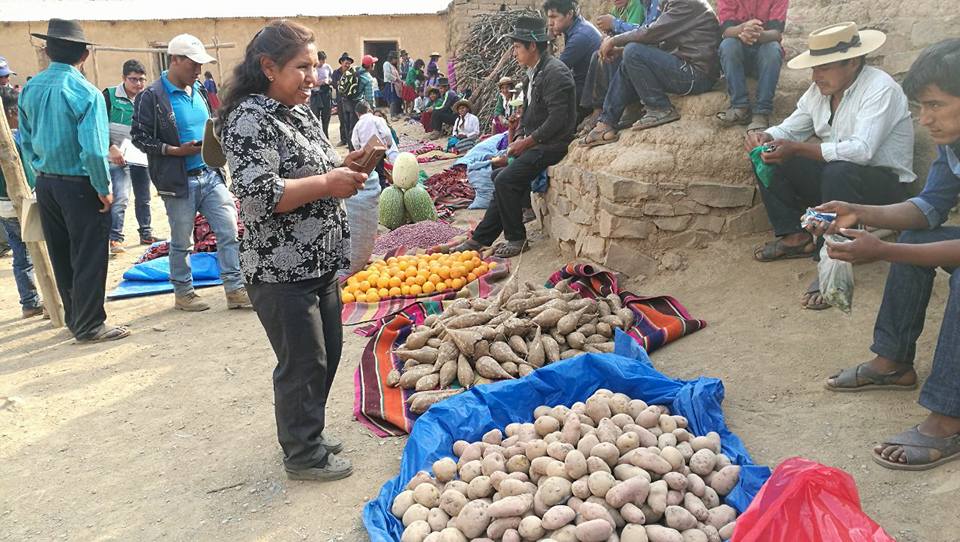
top-left (817, 234), bottom-right (854, 313)
top-left (343, 171), bottom-right (382, 276)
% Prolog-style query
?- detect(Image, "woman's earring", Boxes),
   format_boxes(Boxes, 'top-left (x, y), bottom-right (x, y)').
top-left (266, 74), bottom-right (274, 82)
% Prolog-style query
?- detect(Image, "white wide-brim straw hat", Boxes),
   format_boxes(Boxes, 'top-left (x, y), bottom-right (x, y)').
top-left (787, 22), bottom-right (886, 70)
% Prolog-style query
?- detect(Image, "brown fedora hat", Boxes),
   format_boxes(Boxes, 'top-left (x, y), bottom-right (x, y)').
top-left (31, 18), bottom-right (96, 45)
top-left (788, 22), bottom-right (885, 70)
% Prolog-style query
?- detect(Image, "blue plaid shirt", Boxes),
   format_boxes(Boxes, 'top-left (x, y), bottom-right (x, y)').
top-left (18, 62), bottom-right (111, 195)
top-left (909, 144), bottom-right (960, 229)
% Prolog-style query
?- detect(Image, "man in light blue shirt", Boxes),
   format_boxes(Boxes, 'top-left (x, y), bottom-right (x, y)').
top-left (132, 34), bottom-right (249, 312)
top-left (18, 19), bottom-right (129, 343)
top-left (806, 39), bottom-right (960, 471)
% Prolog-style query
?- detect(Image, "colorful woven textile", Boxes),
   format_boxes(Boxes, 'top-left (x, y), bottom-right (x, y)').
top-left (353, 263), bottom-right (707, 437)
top-left (424, 165), bottom-right (474, 220)
top-left (417, 150), bottom-right (459, 163)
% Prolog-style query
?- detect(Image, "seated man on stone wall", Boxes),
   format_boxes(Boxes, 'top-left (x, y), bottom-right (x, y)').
top-left (544, 0), bottom-right (602, 124)
top-left (806, 39), bottom-right (960, 470)
top-left (454, 16), bottom-right (576, 258)
top-left (714, 0), bottom-right (788, 132)
top-left (747, 23), bottom-right (915, 310)
top-left (580, 0), bottom-right (720, 147)
top-left (579, 0), bottom-right (662, 136)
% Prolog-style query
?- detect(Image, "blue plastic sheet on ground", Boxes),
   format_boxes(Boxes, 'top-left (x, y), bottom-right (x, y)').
top-left (466, 161), bottom-right (494, 209)
top-left (454, 132), bottom-right (507, 168)
top-left (108, 253), bottom-right (223, 299)
top-left (363, 334), bottom-right (771, 540)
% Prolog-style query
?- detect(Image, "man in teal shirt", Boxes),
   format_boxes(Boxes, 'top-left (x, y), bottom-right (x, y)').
top-left (18, 19), bottom-right (129, 342)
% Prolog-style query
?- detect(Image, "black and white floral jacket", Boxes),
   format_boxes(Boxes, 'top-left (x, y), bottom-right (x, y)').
top-left (221, 94), bottom-right (349, 284)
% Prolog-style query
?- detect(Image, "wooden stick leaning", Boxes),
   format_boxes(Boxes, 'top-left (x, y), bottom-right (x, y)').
top-left (0, 110), bottom-right (65, 327)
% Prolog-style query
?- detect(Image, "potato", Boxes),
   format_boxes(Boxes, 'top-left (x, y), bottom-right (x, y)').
top-left (590, 442), bottom-right (620, 467)
top-left (688, 449), bottom-right (717, 476)
top-left (705, 504), bottom-right (737, 530)
top-left (586, 455), bottom-right (611, 475)
top-left (575, 519), bottom-right (614, 542)
top-left (541, 504), bottom-right (577, 530)
top-left (428, 508), bottom-right (451, 532)
top-left (617, 431), bottom-right (641, 455)
top-left (715, 454), bottom-right (732, 470)
top-left (667, 490), bottom-right (684, 506)
top-left (645, 525), bottom-right (683, 542)
top-left (607, 474), bottom-right (652, 508)
top-left (407, 471), bottom-right (437, 491)
top-left (455, 500), bottom-right (491, 538)
top-left (571, 476), bottom-right (592, 499)
top-left (658, 432), bottom-right (678, 449)
top-left (545, 459), bottom-right (569, 478)
top-left (597, 419), bottom-right (623, 444)
top-left (690, 432), bottom-right (721, 454)
top-left (445, 480), bottom-right (469, 495)
top-left (681, 529), bottom-right (708, 542)
top-left (548, 524), bottom-right (579, 542)
top-left (643, 503), bottom-right (663, 524)
top-left (577, 433), bottom-right (601, 456)
top-left (636, 408), bottom-right (660, 429)
top-left (544, 432), bottom-right (564, 445)
top-left (502, 435), bottom-right (519, 448)
top-left (481, 453), bottom-right (506, 476)
top-left (686, 473), bottom-right (706, 497)
top-left (621, 524), bottom-right (650, 542)
top-left (621, 502), bottom-right (647, 524)
top-left (501, 528), bottom-right (521, 542)
top-left (439, 489), bottom-right (469, 517)
top-left (700, 524), bottom-right (721, 542)
top-left (536, 415), bottom-right (561, 437)
top-left (630, 450), bottom-right (673, 475)
top-left (561, 412), bottom-right (581, 445)
top-left (515, 515), bottom-right (544, 539)
top-left (458, 443), bottom-right (483, 466)
top-left (709, 465), bottom-right (740, 496)
top-left (584, 396), bottom-right (611, 425)
top-left (432, 458), bottom-right (457, 483)
top-left (487, 493), bottom-right (533, 518)
top-left (437, 527), bottom-right (468, 542)
top-left (482, 444), bottom-right (506, 459)
top-left (414, 483), bottom-right (441, 508)
top-left (547, 441), bottom-right (575, 462)
top-left (505, 423), bottom-right (521, 438)
top-left (660, 446), bottom-right (684, 471)
top-left (402, 520), bottom-right (432, 542)
top-left (525, 439), bottom-right (549, 460)
top-left (403, 503), bottom-right (430, 527)
top-left (392, 490), bottom-right (417, 518)
top-left (578, 501), bottom-right (616, 527)
top-left (486, 517), bottom-right (521, 539)
top-left (718, 521), bottom-right (736, 540)
top-left (658, 415), bottom-right (678, 433)
top-left (563, 449), bottom-right (588, 479)
top-left (490, 470), bottom-right (509, 491)
top-left (453, 440), bottom-right (470, 457)
top-left (665, 506), bottom-right (698, 531)
top-left (424, 532), bottom-right (440, 542)
top-left (662, 472), bottom-right (687, 492)
top-left (467, 475), bottom-right (494, 499)
top-left (538, 476), bottom-right (572, 506)
top-left (459, 460), bottom-right (483, 482)
top-left (587, 471), bottom-right (616, 498)
top-left (683, 493), bottom-right (709, 522)
top-left (701, 486), bottom-right (721, 509)
top-left (646, 480), bottom-right (668, 516)
top-left (498, 478), bottom-right (528, 497)
top-left (614, 464), bottom-right (650, 483)
top-left (533, 487), bottom-right (550, 516)
top-left (676, 442), bottom-right (695, 462)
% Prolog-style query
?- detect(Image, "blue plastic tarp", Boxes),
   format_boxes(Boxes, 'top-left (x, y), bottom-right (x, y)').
top-left (108, 253), bottom-right (223, 299)
top-left (454, 132), bottom-right (508, 167)
top-left (363, 332), bottom-right (771, 540)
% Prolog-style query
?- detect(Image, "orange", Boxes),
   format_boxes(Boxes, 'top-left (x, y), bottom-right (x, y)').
top-left (376, 276), bottom-right (390, 289)
top-left (436, 281), bottom-right (448, 291)
top-left (406, 266), bottom-right (418, 275)
top-left (366, 292), bottom-right (379, 303)
top-left (354, 293), bottom-right (367, 303)
top-left (346, 276), bottom-right (359, 286)
top-left (386, 256), bottom-right (398, 265)
top-left (378, 287), bottom-right (390, 298)
top-left (355, 270), bottom-right (369, 282)
top-left (489, 261), bottom-right (498, 269)
top-left (450, 266), bottom-right (465, 279)
top-left (436, 266), bottom-right (450, 280)
top-left (341, 292), bottom-right (355, 303)
top-left (389, 286), bottom-right (402, 297)
top-left (410, 284), bottom-right (423, 296)
top-left (401, 285), bottom-right (411, 296)
top-left (366, 274), bottom-right (380, 286)
top-left (358, 280), bottom-right (372, 292)
top-left (477, 265), bottom-right (489, 276)
top-left (414, 274), bottom-right (427, 286)
top-left (366, 288), bottom-right (379, 299)
top-left (422, 281), bottom-right (436, 294)
top-left (451, 278), bottom-right (465, 290)
top-left (388, 276), bottom-right (402, 288)
top-left (467, 272), bottom-right (478, 282)
top-left (428, 273), bottom-right (442, 285)
top-left (405, 276), bottom-right (418, 286)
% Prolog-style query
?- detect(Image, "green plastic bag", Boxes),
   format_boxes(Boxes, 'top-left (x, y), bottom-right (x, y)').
top-left (749, 145), bottom-right (777, 188)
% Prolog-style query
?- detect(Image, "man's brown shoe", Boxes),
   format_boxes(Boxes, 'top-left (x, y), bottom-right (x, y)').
top-left (175, 292), bottom-right (211, 312)
top-left (22, 306), bottom-right (44, 319)
top-left (225, 287), bottom-right (252, 309)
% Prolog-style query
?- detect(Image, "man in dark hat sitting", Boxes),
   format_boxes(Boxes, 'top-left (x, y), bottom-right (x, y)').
top-left (428, 77), bottom-right (460, 139)
top-left (18, 19), bottom-right (130, 342)
top-left (455, 16), bottom-right (577, 258)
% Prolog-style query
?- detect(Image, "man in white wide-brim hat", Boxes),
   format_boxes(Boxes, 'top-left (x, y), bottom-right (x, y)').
top-left (746, 21), bottom-right (916, 311)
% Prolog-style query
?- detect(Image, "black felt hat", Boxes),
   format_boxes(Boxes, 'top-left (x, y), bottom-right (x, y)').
top-left (31, 18), bottom-right (95, 45)
top-left (338, 52), bottom-right (354, 63)
top-left (503, 16), bottom-right (549, 43)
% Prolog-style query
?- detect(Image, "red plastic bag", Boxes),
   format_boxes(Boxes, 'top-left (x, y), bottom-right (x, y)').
top-left (733, 457), bottom-right (894, 542)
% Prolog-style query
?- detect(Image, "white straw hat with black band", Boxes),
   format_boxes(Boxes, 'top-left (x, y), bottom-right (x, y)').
top-left (787, 22), bottom-right (886, 70)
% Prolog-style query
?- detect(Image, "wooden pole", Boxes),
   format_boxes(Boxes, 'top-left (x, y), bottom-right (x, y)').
top-left (213, 36), bottom-right (224, 84)
top-left (90, 47), bottom-right (101, 88)
top-left (0, 111), bottom-right (65, 327)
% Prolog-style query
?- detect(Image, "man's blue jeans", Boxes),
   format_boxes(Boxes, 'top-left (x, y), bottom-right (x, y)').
top-left (109, 164), bottom-right (153, 242)
top-left (161, 168), bottom-right (243, 296)
top-left (872, 226), bottom-right (960, 418)
top-left (718, 38), bottom-right (782, 115)
top-left (0, 216), bottom-right (41, 310)
top-left (600, 43), bottom-right (716, 126)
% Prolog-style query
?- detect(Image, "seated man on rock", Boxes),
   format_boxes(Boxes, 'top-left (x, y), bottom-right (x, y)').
top-left (807, 39), bottom-right (960, 470)
top-left (579, 0), bottom-right (661, 136)
top-left (747, 22), bottom-right (915, 310)
top-left (715, 0), bottom-right (788, 132)
top-left (455, 16), bottom-right (576, 258)
top-left (544, 0), bottom-right (601, 124)
top-left (581, 0), bottom-right (720, 147)
top-left (428, 78), bottom-right (459, 139)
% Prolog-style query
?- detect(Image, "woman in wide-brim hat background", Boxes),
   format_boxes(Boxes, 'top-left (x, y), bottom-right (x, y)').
top-left (449, 98), bottom-right (480, 154)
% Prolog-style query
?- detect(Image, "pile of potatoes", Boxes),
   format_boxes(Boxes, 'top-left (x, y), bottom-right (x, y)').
top-left (390, 278), bottom-right (638, 414)
top-left (391, 390), bottom-right (740, 542)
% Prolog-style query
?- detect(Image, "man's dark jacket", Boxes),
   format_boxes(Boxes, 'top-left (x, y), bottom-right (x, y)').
top-left (131, 78), bottom-right (218, 198)
top-left (520, 54), bottom-right (577, 153)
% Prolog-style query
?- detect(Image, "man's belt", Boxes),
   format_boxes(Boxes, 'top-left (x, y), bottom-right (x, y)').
top-left (38, 172), bottom-right (89, 182)
top-left (186, 167), bottom-right (208, 177)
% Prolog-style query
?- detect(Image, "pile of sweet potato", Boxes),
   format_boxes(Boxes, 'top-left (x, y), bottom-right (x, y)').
top-left (392, 389), bottom-right (741, 542)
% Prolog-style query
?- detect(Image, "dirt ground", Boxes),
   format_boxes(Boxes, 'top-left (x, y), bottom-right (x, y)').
top-left (2, 117), bottom-right (958, 541)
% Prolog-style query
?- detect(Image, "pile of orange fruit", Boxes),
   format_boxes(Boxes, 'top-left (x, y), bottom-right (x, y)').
top-left (342, 251), bottom-right (497, 304)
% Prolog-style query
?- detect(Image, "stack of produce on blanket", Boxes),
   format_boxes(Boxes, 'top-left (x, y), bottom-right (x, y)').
top-left (425, 166), bottom-right (475, 221)
top-left (342, 251), bottom-right (496, 304)
top-left (390, 277), bottom-right (638, 405)
top-left (456, 9), bottom-right (541, 128)
top-left (374, 221), bottom-right (468, 256)
top-left (382, 152), bottom-right (441, 230)
top-left (391, 389), bottom-right (741, 542)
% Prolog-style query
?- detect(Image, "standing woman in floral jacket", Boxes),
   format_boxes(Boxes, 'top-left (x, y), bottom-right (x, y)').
top-left (218, 20), bottom-right (367, 481)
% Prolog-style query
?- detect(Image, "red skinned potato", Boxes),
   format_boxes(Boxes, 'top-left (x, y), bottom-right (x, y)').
top-left (455, 500), bottom-right (491, 538)
top-left (621, 523), bottom-right (650, 542)
top-left (605, 476), bottom-right (651, 508)
top-left (575, 519), bottom-right (615, 542)
top-left (645, 524), bottom-right (683, 542)
top-left (401, 520), bottom-right (432, 542)
top-left (541, 504), bottom-right (577, 530)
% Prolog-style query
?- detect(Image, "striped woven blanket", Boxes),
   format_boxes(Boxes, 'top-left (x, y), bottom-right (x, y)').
top-left (353, 263), bottom-right (707, 437)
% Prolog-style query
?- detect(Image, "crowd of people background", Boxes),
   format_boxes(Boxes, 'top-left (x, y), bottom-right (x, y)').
top-left (0, 0), bottom-right (958, 481)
